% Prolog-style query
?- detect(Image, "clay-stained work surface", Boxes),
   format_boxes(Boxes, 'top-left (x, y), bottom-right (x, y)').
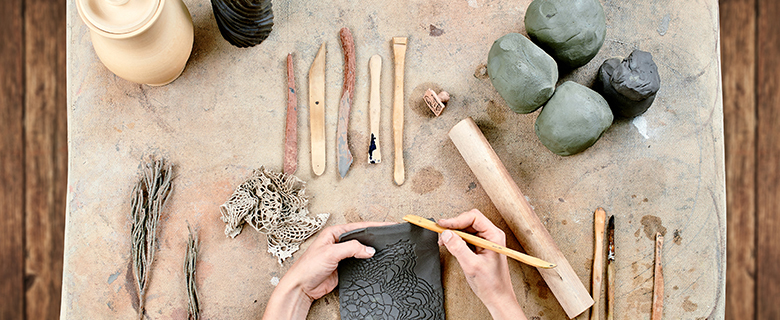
top-left (63, 0), bottom-right (724, 319)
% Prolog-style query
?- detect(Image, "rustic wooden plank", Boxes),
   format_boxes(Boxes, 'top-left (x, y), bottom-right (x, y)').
top-left (23, 0), bottom-right (67, 318)
top-left (721, 0), bottom-right (757, 319)
top-left (0, 0), bottom-right (26, 318)
top-left (757, 0), bottom-right (780, 319)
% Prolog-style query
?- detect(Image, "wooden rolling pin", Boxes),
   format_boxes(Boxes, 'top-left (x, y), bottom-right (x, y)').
top-left (448, 117), bottom-right (594, 319)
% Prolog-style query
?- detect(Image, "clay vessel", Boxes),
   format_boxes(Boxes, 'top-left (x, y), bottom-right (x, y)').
top-left (76, 0), bottom-right (194, 86)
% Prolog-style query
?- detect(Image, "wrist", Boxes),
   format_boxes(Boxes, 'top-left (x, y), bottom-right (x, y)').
top-left (263, 278), bottom-right (314, 320)
top-left (483, 291), bottom-right (526, 320)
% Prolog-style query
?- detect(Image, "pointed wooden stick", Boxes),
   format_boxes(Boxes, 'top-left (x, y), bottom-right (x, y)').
top-left (591, 208), bottom-right (606, 320)
top-left (392, 36), bottom-right (407, 185)
top-left (368, 55), bottom-right (382, 164)
top-left (284, 53), bottom-right (298, 175)
top-left (651, 233), bottom-right (664, 320)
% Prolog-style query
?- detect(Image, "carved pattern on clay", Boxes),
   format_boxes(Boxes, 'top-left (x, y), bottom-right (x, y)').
top-left (339, 239), bottom-right (444, 320)
top-left (220, 167), bottom-right (329, 263)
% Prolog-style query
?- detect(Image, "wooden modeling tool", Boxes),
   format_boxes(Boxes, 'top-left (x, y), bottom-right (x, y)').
top-left (284, 53), bottom-right (298, 175)
top-left (392, 37), bottom-right (407, 185)
top-left (652, 232), bottom-right (664, 320)
top-left (403, 215), bottom-right (556, 269)
top-left (308, 43), bottom-right (326, 176)
top-left (448, 117), bottom-right (593, 319)
top-left (591, 208), bottom-right (606, 320)
top-left (368, 55), bottom-right (382, 164)
top-left (337, 28), bottom-right (356, 178)
top-left (606, 215), bottom-right (615, 320)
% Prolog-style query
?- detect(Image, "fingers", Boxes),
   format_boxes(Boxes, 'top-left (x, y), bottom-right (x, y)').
top-left (320, 221), bottom-right (395, 243)
top-left (440, 230), bottom-right (479, 270)
top-left (329, 239), bottom-right (376, 261)
top-left (438, 209), bottom-right (506, 245)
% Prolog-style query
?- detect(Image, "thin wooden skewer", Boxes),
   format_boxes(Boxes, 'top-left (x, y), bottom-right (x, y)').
top-left (403, 214), bottom-right (556, 269)
top-left (591, 208), bottom-right (606, 320)
top-left (651, 232), bottom-right (664, 320)
top-left (392, 37), bottom-right (407, 185)
top-left (606, 215), bottom-right (615, 320)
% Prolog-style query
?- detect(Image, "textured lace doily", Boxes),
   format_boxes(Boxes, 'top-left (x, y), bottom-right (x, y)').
top-left (220, 167), bottom-right (329, 264)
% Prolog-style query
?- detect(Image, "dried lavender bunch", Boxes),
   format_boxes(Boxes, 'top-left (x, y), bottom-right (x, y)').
top-left (131, 158), bottom-right (173, 320)
top-left (184, 225), bottom-right (200, 320)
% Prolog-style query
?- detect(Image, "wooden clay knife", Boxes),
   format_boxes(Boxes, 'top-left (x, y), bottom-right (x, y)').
top-left (368, 55), bottom-right (382, 164)
top-left (606, 215), bottom-right (615, 320)
top-left (308, 43), bottom-right (326, 176)
top-left (284, 53), bottom-right (298, 175)
top-left (337, 28), bottom-right (356, 178)
top-left (591, 208), bottom-right (606, 320)
top-left (392, 37), bottom-right (407, 185)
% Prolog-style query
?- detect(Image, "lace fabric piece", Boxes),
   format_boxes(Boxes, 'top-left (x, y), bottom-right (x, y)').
top-left (220, 167), bottom-right (329, 263)
top-left (338, 223), bottom-right (445, 320)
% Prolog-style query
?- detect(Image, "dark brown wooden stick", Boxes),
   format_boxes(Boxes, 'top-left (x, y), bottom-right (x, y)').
top-left (337, 28), bottom-right (355, 178)
top-left (284, 53), bottom-right (298, 175)
top-left (651, 233), bottom-right (664, 320)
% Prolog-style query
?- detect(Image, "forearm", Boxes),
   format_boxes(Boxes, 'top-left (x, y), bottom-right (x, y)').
top-left (262, 279), bottom-right (314, 320)
top-left (484, 291), bottom-right (528, 320)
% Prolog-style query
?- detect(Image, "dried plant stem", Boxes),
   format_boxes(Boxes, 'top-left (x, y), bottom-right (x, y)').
top-left (131, 158), bottom-right (173, 320)
top-left (184, 224), bottom-right (200, 320)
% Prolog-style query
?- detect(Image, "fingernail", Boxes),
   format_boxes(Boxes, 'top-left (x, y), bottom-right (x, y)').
top-left (365, 246), bottom-right (376, 255)
top-left (441, 230), bottom-right (452, 243)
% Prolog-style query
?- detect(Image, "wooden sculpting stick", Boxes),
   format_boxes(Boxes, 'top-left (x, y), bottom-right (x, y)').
top-left (308, 43), bottom-right (326, 176)
top-left (591, 208), bottom-right (607, 320)
top-left (392, 37), bottom-right (407, 185)
top-left (284, 53), bottom-right (298, 175)
top-left (404, 215), bottom-right (556, 269)
top-left (448, 117), bottom-right (594, 319)
top-left (337, 28), bottom-right (356, 178)
top-left (606, 216), bottom-right (615, 320)
top-left (651, 233), bottom-right (664, 320)
top-left (368, 55), bottom-right (382, 164)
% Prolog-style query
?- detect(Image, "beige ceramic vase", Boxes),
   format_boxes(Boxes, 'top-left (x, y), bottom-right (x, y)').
top-left (76, 0), bottom-right (194, 86)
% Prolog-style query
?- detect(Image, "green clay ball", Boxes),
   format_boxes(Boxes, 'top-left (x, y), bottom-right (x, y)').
top-left (535, 81), bottom-right (613, 156)
top-left (525, 0), bottom-right (607, 68)
top-left (487, 33), bottom-right (558, 114)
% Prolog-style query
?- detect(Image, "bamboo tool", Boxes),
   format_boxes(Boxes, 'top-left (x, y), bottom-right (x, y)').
top-left (448, 117), bottom-right (593, 319)
top-left (606, 215), bottom-right (615, 320)
top-left (308, 43), bottom-right (326, 176)
top-left (368, 55), bottom-right (382, 164)
top-left (337, 28), bottom-right (356, 178)
top-left (392, 37), bottom-right (407, 185)
top-left (403, 215), bottom-right (556, 269)
top-left (284, 53), bottom-right (298, 175)
top-left (651, 233), bottom-right (664, 320)
top-left (591, 208), bottom-right (607, 320)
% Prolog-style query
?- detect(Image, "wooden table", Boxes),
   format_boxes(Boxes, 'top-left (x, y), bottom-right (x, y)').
top-left (62, 0), bottom-right (725, 319)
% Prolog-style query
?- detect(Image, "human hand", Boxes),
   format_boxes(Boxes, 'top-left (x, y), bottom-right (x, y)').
top-left (262, 221), bottom-right (392, 320)
top-left (438, 209), bottom-right (527, 320)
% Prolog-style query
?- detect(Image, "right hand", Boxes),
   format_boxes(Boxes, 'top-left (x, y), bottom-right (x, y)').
top-left (438, 209), bottom-right (527, 320)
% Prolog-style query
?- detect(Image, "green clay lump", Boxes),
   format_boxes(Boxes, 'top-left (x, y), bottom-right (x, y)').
top-left (535, 81), bottom-right (613, 156)
top-left (487, 33), bottom-right (558, 114)
top-left (525, 0), bottom-right (607, 69)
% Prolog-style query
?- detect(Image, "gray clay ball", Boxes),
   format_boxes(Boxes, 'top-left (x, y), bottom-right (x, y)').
top-left (535, 81), bottom-right (613, 156)
top-left (596, 50), bottom-right (661, 118)
top-left (525, 0), bottom-right (607, 69)
top-left (487, 33), bottom-right (558, 114)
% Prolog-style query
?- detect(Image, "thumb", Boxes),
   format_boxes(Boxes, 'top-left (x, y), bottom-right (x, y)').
top-left (441, 230), bottom-right (477, 268)
top-left (330, 240), bottom-right (377, 261)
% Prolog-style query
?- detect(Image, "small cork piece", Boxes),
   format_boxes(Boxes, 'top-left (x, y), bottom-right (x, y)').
top-left (424, 88), bottom-right (450, 117)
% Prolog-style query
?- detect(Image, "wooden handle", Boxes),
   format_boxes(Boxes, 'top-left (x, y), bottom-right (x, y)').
top-left (591, 208), bottom-right (606, 320)
top-left (403, 215), bottom-right (556, 269)
top-left (368, 55), bottom-right (382, 164)
top-left (392, 37), bottom-right (407, 185)
top-left (308, 43), bottom-right (326, 176)
top-left (448, 117), bottom-right (594, 319)
top-left (607, 262), bottom-right (615, 320)
top-left (651, 233), bottom-right (664, 320)
top-left (284, 53), bottom-right (298, 175)
top-left (337, 28), bottom-right (356, 178)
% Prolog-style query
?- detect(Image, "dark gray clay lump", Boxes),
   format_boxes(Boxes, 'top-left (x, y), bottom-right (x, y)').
top-left (525, 0), bottom-right (606, 69)
top-left (211, 0), bottom-right (274, 48)
top-left (596, 50), bottom-right (661, 118)
top-left (487, 33), bottom-right (558, 114)
top-left (535, 81), bottom-right (613, 156)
